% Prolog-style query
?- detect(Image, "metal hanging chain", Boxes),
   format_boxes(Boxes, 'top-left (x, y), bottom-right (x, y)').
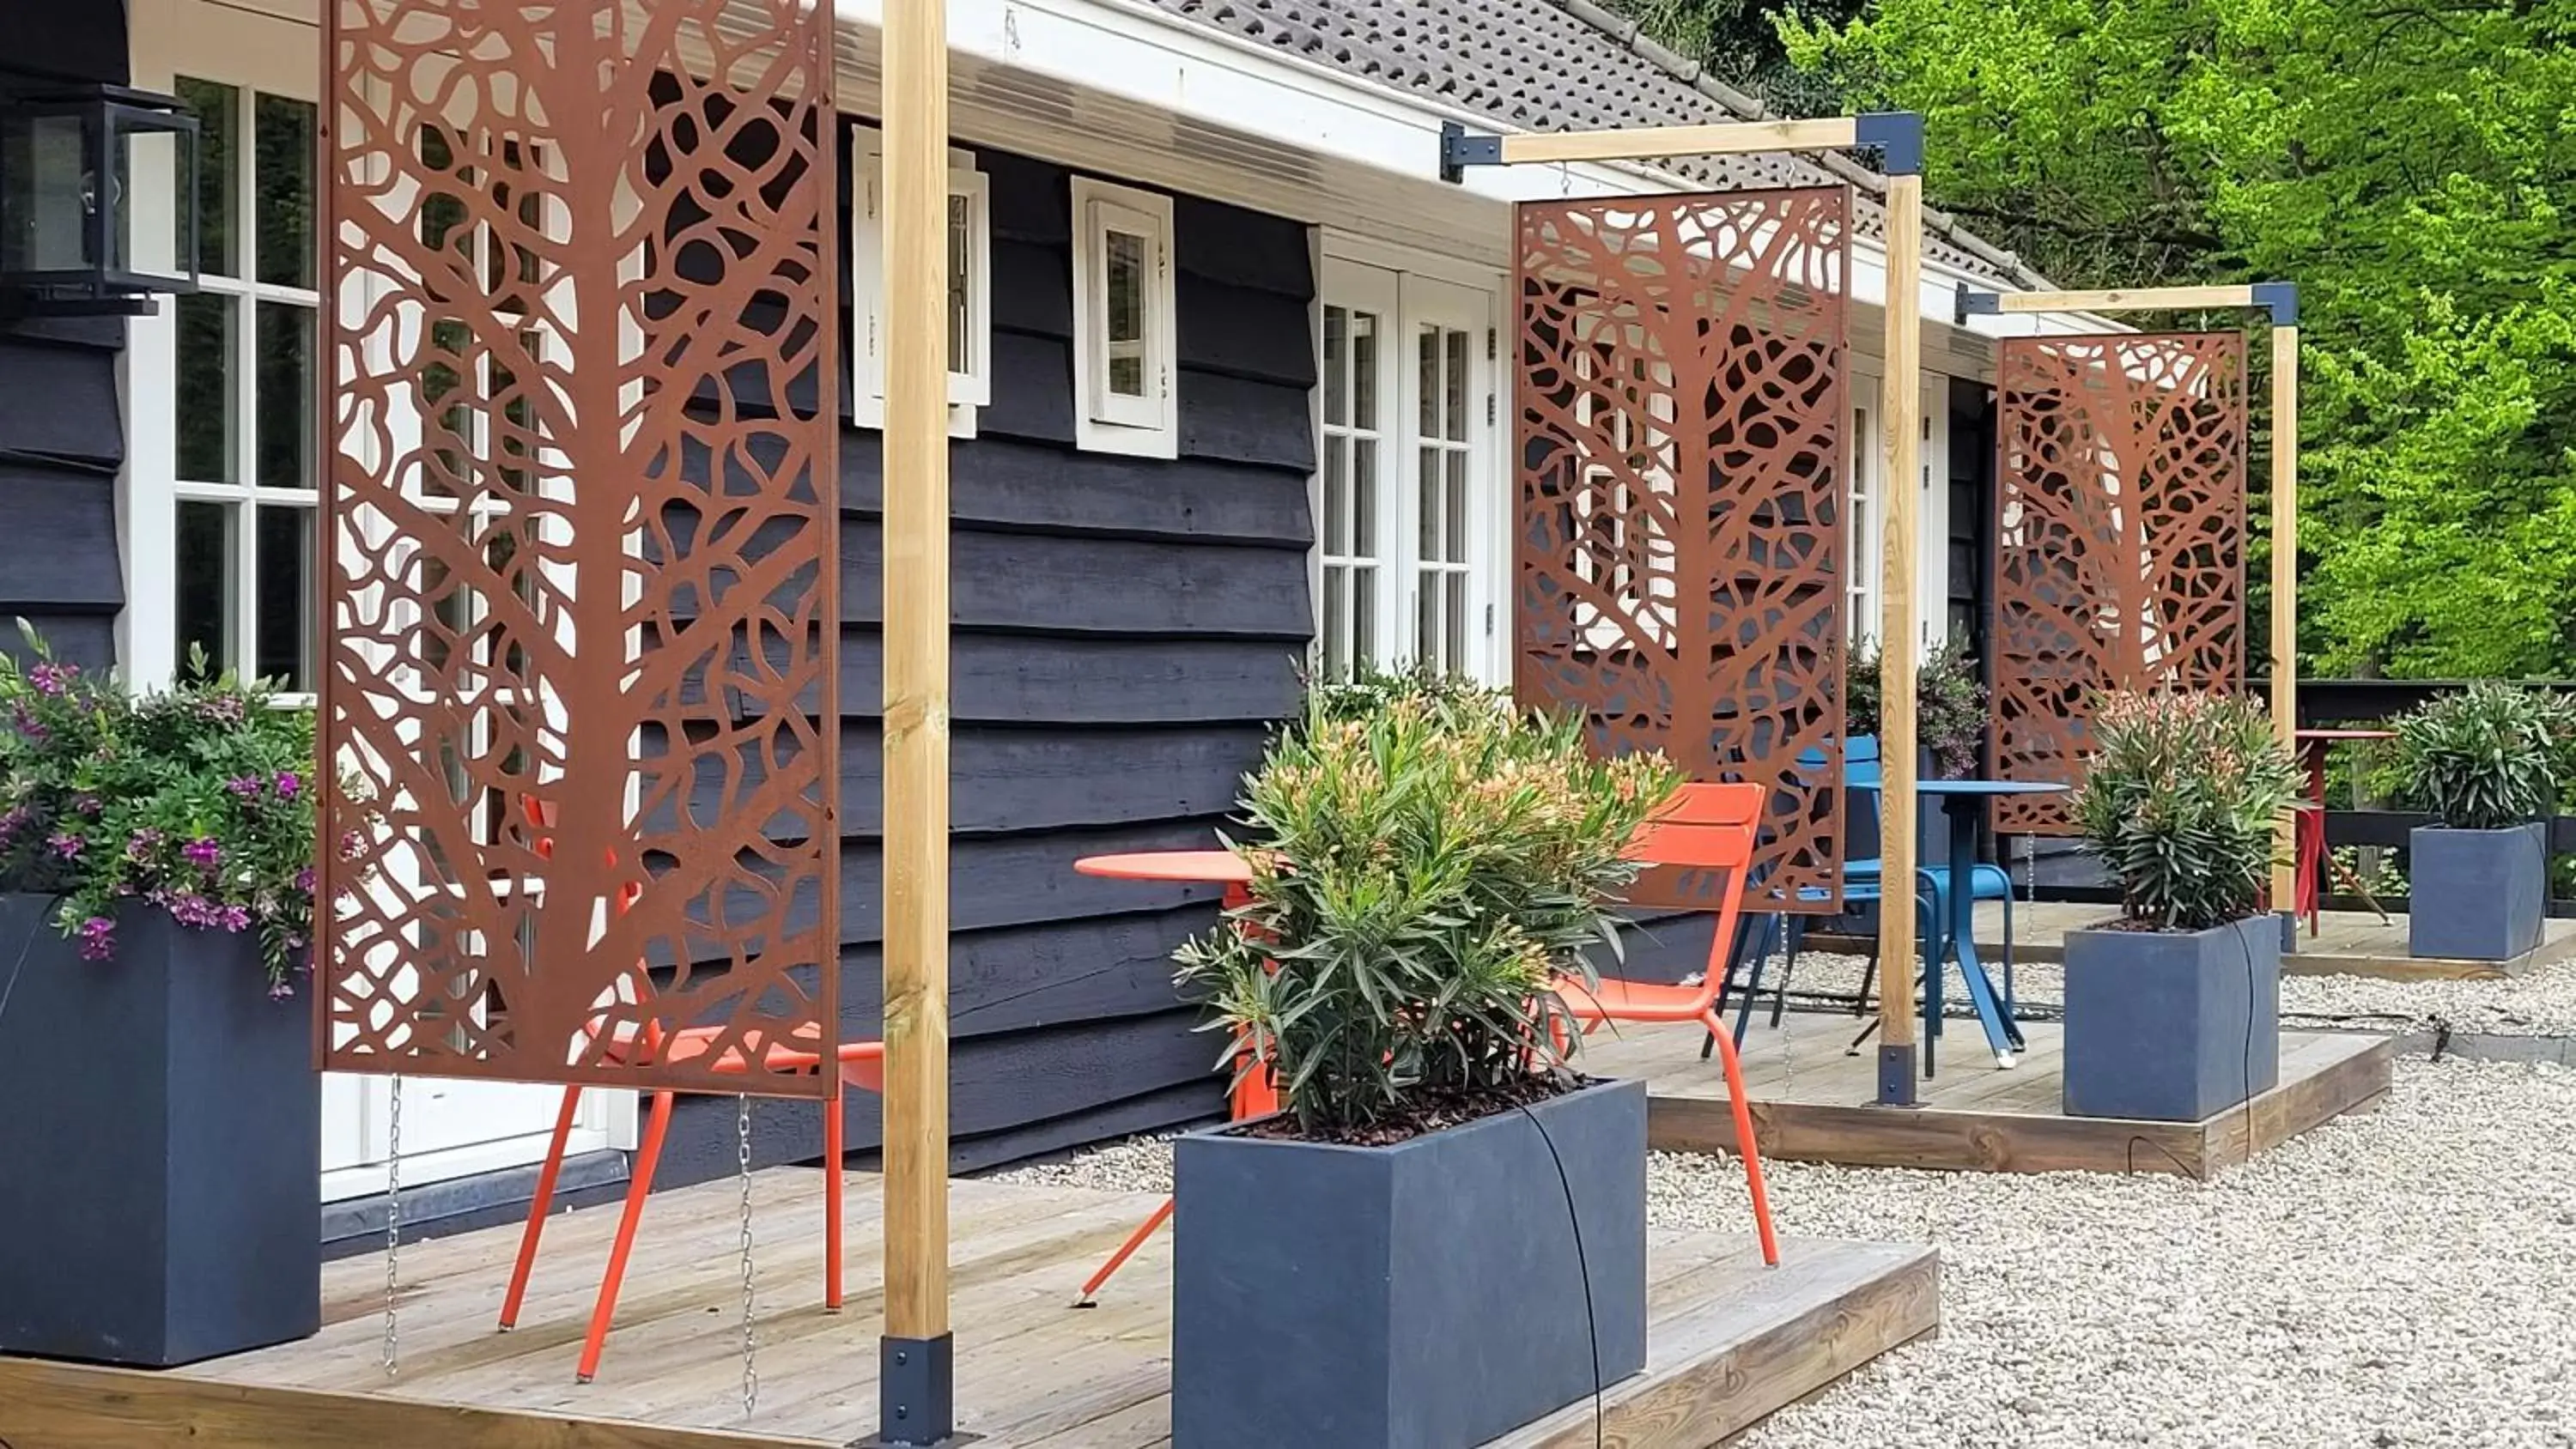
top-left (2020, 833), bottom-right (2037, 905)
top-left (738, 1094), bottom-right (759, 1418)
top-left (383, 1073), bottom-right (404, 1378)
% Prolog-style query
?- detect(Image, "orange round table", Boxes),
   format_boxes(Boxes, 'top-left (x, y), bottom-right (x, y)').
top-left (1072, 849), bottom-right (1255, 889)
top-left (1068, 846), bottom-right (1274, 1306)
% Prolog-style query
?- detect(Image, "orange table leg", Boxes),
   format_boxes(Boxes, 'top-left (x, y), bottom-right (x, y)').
top-left (498, 1084), bottom-right (587, 1331)
top-left (1075, 1196), bottom-right (1175, 1307)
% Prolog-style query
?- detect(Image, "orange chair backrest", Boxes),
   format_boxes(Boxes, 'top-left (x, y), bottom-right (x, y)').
top-left (1625, 781), bottom-right (1765, 871)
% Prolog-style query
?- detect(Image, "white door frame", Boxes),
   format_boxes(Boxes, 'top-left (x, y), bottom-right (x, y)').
top-left (130, 0), bottom-right (636, 1202)
top-left (1315, 235), bottom-right (1508, 685)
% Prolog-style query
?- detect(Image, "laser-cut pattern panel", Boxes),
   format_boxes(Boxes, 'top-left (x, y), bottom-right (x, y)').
top-left (319, 0), bottom-right (841, 1096)
top-left (1515, 189), bottom-right (1849, 912)
top-left (1992, 331), bottom-right (2247, 834)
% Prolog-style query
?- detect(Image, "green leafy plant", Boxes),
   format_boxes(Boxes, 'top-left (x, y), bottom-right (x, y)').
top-left (1175, 677), bottom-right (1682, 1141)
top-left (2393, 682), bottom-right (2570, 832)
top-left (2072, 690), bottom-right (2300, 932)
top-left (1848, 640), bottom-right (1987, 779)
top-left (0, 623), bottom-right (329, 994)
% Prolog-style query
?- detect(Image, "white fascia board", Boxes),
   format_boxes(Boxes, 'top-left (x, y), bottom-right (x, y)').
top-left (835, 0), bottom-right (1675, 205)
top-left (833, 0), bottom-right (2078, 330)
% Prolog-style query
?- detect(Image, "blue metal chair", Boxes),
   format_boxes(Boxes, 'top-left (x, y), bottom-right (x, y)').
top-left (1704, 737), bottom-right (1943, 1053)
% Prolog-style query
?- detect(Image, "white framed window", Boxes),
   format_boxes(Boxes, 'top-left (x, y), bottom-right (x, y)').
top-left (1071, 176), bottom-right (1176, 458)
top-left (1406, 280), bottom-right (1489, 677)
top-left (1313, 256), bottom-right (1503, 683)
top-left (158, 72), bottom-right (322, 699)
top-left (1317, 264), bottom-right (1396, 678)
top-left (850, 127), bottom-right (988, 437)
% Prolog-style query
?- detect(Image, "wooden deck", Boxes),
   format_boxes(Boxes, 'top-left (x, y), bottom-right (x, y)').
top-left (1812, 903), bottom-right (2576, 982)
top-left (1582, 1015), bottom-right (2395, 1176)
top-left (0, 1172), bottom-right (1937, 1449)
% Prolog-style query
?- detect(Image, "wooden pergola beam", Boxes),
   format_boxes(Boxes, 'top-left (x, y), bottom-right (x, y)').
top-left (1447, 112), bottom-right (1931, 1106)
top-left (1962, 280), bottom-right (2304, 920)
top-left (1441, 113), bottom-right (1923, 180)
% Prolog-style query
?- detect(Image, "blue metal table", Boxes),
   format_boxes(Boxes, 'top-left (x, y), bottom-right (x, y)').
top-left (1916, 779), bottom-right (2066, 1073)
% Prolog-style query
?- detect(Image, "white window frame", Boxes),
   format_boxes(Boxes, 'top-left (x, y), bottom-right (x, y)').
top-left (850, 127), bottom-right (988, 438)
top-left (1071, 176), bottom-right (1177, 458)
top-left (124, 59), bottom-right (325, 701)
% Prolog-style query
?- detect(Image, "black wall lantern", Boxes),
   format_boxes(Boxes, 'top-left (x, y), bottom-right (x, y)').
top-left (0, 84), bottom-right (199, 316)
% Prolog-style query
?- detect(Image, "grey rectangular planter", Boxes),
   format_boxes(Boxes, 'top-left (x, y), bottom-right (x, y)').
top-left (0, 895), bottom-right (320, 1367)
top-left (2063, 913), bottom-right (2280, 1123)
top-left (2409, 822), bottom-right (2546, 961)
top-left (1171, 1076), bottom-right (1648, 1449)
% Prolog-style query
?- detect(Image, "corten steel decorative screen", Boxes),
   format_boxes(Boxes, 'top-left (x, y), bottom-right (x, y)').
top-left (318, 0), bottom-right (841, 1097)
top-left (1515, 188), bottom-right (1850, 912)
top-left (1992, 331), bottom-right (2248, 834)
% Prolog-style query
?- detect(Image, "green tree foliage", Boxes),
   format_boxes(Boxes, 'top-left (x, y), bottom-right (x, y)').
top-left (1759, 0), bottom-right (2576, 681)
top-left (1606, 0), bottom-right (1865, 112)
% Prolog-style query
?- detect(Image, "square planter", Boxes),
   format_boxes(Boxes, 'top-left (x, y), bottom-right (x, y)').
top-left (0, 895), bottom-right (320, 1367)
top-left (2409, 822), bottom-right (2546, 961)
top-left (2062, 913), bottom-right (2280, 1123)
top-left (1171, 1076), bottom-right (1648, 1449)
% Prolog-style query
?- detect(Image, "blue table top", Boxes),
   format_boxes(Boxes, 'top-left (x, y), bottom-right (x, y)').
top-left (1915, 778), bottom-right (2068, 797)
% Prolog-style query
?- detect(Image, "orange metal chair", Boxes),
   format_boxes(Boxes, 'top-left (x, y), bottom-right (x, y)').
top-left (495, 797), bottom-right (885, 1383)
top-left (1552, 780), bottom-right (1782, 1267)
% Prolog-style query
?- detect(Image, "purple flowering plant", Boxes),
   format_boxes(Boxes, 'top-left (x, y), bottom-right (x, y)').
top-left (0, 622), bottom-right (326, 994)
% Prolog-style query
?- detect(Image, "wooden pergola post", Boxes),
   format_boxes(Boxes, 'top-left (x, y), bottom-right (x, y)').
top-left (2269, 313), bottom-right (2300, 914)
top-left (880, 0), bottom-right (956, 1440)
top-left (1959, 282), bottom-right (2301, 937)
top-left (1443, 112), bottom-right (1930, 1104)
top-left (1874, 169), bottom-right (1925, 1106)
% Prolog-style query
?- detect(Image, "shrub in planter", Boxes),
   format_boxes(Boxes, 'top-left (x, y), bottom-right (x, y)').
top-left (1168, 678), bottom-right (1681, 1449)
top-left (0, 627), bottom-right (331, 1366)
top-left (2062, 691), bottom-right (2299, 1122)
top-left (1848, 640), bottom-right (1986, 781)
top-left (2395, 682), bottom-right (2569, 961)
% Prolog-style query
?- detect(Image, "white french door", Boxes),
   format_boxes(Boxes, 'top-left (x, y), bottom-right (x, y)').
top-left (130, 0), bottom-right (634, 1202)
top-left (1315, 252), bottom-right (1504, 683)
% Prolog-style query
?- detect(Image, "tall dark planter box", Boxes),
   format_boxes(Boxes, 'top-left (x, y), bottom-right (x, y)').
top-left (1171, 1077), bottom-right (1648, 1449)
top-left (2063, 914), bottom-right (2279, 1123)
top-left (0, 896), bottom-right (320, 1367)
top-left (2409, 822), bottom-right (2546, 961)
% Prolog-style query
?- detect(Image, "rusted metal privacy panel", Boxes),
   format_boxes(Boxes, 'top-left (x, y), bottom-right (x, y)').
top-left (1515, 188), bottom-right (1850, 912)
top-left (319, 0), bottom-right (841, 1096)
top-left (1992, 331), bottom-right (2247, 834)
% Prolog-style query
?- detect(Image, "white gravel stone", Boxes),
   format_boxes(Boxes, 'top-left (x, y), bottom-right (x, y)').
top-left (991, 1058), bottom-right (2576, 1448)
top-left (1771, 946), bottom-right (2576, 1040)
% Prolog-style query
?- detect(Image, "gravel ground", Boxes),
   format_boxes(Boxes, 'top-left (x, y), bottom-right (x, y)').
top-left (993, 1057), bottom-right (2576, 1448)
top-left (1767, 949), bottom-right (2576, 1040)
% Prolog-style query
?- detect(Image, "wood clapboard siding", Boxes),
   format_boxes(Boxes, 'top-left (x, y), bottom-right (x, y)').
top-left (656, 139), bottom-right (1312, 1188)
top-left (0, 318), bottom-right (126, 671)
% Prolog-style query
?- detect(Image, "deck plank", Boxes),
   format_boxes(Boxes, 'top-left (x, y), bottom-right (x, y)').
top-left (1588, 1015), bottom-right (2392, 1177)
top-left (2, 1177), bottom-right (1935, 1449)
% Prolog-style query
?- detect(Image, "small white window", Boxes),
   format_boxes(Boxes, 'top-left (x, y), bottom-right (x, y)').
top-left (851, 127), bottom-right (988, 436)
top-left (1071, 177), bottom-right (1176, 458)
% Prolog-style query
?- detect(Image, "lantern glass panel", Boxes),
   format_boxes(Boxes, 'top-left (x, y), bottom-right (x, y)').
top-left (1, 112), bottom-right (96, 275)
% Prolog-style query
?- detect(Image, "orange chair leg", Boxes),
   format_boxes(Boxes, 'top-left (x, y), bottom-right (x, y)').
top-left (823, 1091), bottom-right (845, 1313)
top-left (499, 1084), bottom-right (586, 1331)
top-left (1700, 1010), bottom-right (1782, 1268)
top-left (576, 1088), bottom-right (674, 1384)
top-left (1075, 1196), bottom-right (1175, 1307)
